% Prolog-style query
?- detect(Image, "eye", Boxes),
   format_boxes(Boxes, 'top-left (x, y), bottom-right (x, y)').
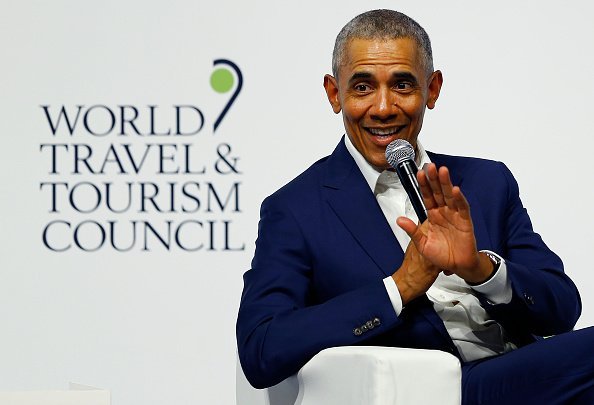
top-left (354, 83), bottom-right (372, 92)
top-left (395, 82), bottom-right (412, 91)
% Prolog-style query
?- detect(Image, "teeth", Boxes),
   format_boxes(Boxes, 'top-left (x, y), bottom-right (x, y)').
top-left (368, 127), bottom-right (400, 136)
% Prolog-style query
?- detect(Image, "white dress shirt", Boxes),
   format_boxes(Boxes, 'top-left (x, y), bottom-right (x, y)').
top-left (344, 135), bottom-right (517, 362)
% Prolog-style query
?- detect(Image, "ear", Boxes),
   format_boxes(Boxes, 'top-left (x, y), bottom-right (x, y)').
top-left (323, 74), bottom-right (342, 114)
top-left (426, 70), bottom-right (443, 110)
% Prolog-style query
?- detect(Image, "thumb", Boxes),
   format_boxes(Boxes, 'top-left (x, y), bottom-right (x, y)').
top-left (398, 216), bottom-right (429, 252)
top-left (396, 216), bottom-right (418, 238)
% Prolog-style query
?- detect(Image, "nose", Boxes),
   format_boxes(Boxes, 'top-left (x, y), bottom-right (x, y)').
top-left (370, 87), bottom-right (398, 121)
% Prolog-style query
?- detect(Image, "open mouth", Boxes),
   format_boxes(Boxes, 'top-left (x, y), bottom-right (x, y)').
top-left (364, 126), bottom-right (405, 145)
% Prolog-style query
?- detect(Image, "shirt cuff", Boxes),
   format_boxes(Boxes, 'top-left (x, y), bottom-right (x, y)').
top-left (469, 250), bottom-right (512, 304)
top-left (383, 276), bottom-right (404, 315)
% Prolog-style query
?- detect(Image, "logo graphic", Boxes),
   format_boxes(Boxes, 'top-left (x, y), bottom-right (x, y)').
top-left (210, 59), bottom-right (243, 132)
top-left (39, 58), bottom-right (246, 252)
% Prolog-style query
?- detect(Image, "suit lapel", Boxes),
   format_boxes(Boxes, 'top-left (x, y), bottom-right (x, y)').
top-left (322, 138), bottom-right (404, 277)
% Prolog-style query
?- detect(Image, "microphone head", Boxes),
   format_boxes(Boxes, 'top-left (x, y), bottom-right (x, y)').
top-left (385, 139), bottom-right (416, 169)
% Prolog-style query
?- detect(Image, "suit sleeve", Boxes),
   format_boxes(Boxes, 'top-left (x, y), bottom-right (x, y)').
top-left (477, 162), bottom-right (581, 339)
top-left (236, 195), bottom-right (401, 389)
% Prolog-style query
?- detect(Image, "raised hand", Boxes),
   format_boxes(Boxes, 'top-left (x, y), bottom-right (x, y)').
top-left (396, 163), bottom-right (494, 284)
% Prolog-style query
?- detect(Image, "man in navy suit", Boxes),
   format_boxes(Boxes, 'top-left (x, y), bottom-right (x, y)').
top-left (237, 9), bottom-right (594, 403)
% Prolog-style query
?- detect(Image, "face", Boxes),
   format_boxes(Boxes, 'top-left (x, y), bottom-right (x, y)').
top-left (324, 38), bottom-right (442, 170)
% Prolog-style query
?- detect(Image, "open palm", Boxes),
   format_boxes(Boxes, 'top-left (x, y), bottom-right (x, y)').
top-left (397, 164), bottom-right (481, 277)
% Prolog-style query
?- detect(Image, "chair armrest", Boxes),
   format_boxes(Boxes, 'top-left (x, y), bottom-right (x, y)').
top-left (296, 346), bottom-right (461, 405)
top-left (237, 346), bottom-right (461, 405)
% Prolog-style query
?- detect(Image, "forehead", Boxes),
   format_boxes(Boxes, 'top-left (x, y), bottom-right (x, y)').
top-left (340, 37), bottom-right (424, 76)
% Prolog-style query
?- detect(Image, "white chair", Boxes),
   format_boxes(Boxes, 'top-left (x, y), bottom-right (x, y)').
top-left (237, 346), bottom-right (461, 405)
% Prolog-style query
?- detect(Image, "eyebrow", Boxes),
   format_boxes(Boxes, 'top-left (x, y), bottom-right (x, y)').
top-left (392, 72), bottom-right (418, 85)
top-left (348, 72), bottom-right (373, 84)
top-left (347, 71), bottom-right (419, 85)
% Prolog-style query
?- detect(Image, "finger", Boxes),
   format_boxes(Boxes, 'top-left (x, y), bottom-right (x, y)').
top-left (452, 186), bottom-right (472, 220)
top-left (426, 163), bottom-right (446, 206)
top-left (417, 169), bottom-right (438, 209)
top-left (396, 216), bottom-right (418, 238)
top-left (437, 166), bottom-right (457, 209)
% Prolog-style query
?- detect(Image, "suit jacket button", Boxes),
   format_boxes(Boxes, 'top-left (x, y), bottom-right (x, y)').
top-left (523, 293), bottom-right (535, 305)
top-left (361, 325), bottom-right (368, 333)
top-left (372, 317), bottom-right (381, 326)
top-left (366, 320), bottom-right (374, 329)
top-left (353, 327), bottom-right (362, 336)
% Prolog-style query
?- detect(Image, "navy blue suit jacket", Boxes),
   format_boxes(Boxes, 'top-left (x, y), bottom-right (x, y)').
top-left (237, 138), bottom-right (581, 389)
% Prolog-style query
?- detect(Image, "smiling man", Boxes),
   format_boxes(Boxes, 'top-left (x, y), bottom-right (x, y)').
top-left (324, 36), bottom-right (441, 170)
top-left (237, 10), bottom-right (594, 404)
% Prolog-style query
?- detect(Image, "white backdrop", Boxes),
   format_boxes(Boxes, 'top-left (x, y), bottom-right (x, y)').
top-left (1, 1), bottom-right (593, 404)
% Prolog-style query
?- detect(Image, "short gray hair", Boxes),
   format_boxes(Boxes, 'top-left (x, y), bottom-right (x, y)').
top-left (332, 9), bottom-right (434, 78)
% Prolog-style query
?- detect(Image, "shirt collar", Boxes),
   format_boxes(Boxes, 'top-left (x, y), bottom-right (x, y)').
top-left (343, 135), bottom-right (432, 192)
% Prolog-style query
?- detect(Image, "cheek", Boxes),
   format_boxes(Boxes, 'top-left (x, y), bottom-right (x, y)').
top-left (399, 97), bottom-right (426, 119)
top-left (343, 101), bottom-right (368, 121)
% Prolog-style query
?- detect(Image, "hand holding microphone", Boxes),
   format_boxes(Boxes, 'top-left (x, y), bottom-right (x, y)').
top-left (386, 140), bottom-right (494, 285)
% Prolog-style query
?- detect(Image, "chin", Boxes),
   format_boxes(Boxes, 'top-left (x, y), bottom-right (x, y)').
top-left (370, 158), bottom-right (390, 170)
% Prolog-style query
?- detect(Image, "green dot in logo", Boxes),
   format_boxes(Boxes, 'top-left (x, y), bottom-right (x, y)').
top-left (210, 68), bottom-right (235, 93)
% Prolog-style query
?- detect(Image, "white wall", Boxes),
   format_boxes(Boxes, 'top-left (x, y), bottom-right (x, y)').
top-left (1, 1), bottom-right (593, 404)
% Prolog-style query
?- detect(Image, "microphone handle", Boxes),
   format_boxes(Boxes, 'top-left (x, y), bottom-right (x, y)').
top-left (395, 160), bottom-right (428, 223)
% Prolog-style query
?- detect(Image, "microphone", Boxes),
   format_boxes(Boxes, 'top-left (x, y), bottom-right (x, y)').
top-left (385, 139), bottom-right (427, 223)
